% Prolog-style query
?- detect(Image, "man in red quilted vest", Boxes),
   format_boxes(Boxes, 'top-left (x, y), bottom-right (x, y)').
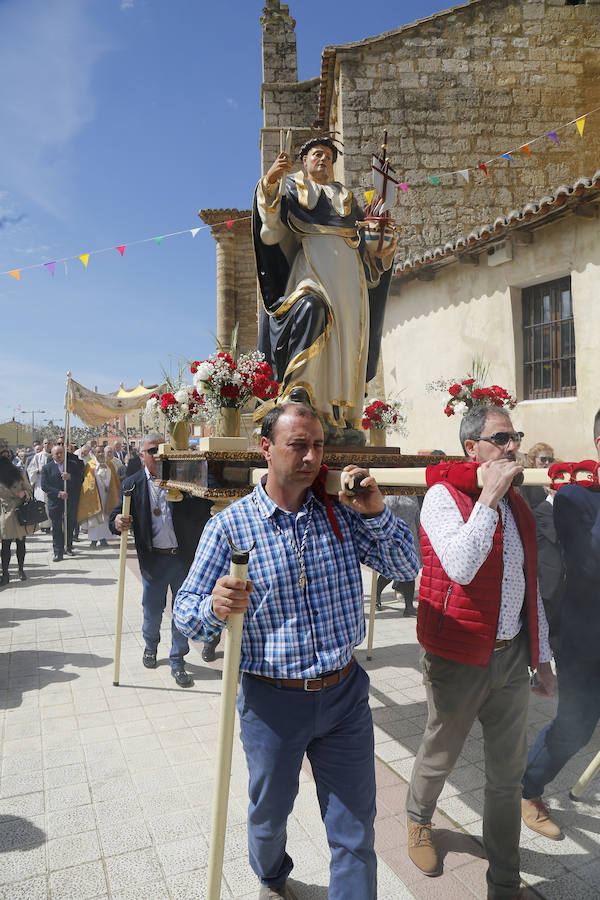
top-left (406, 405), bottom-right (555, 900)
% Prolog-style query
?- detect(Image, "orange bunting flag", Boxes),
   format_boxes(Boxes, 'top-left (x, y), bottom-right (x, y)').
top-left (79, 254), bottom-right (89, 268)
top-left (116, 245), bottom-right (126, 257)
top-left (364, 190), bottom-right (374, 205)
top-left (478, 163), bottom-right (488, 176)
top-left (225, 220), bottom-right (234, 229)
top-left (520, 144), bottom-right (531, 158)
top-left (9, 269), bottom-right (20, 280)
top-left (576, 116), bottom-right (586, 137)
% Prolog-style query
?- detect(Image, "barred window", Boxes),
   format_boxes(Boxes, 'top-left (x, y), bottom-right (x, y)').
top-left (522, 277), bottom-right (576, 399)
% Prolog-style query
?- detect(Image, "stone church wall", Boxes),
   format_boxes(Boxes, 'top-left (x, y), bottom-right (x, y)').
top-left (325, 0), bottom-right (600, 261)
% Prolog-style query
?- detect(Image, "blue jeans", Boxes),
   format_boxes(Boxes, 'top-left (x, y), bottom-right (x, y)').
top-left (141, 554), bottom-right (189, 669)
top-left (236, 661), bottom-right (377, 899)
top-left (522, 654), bottom-right (600, 799)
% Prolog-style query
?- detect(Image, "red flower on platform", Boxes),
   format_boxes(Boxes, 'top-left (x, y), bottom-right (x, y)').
top-left (160, 393), bottom-right (177, 410)
top-left (429, 377), bottom-right (517, 418)
top-left (220, 384), bottom-right (240, 400)
top-left (362, 397), bottom-right (407, 435)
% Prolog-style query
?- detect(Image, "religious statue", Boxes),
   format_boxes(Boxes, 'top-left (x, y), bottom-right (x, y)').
top-left (252, 135), bottom-right (397, 444)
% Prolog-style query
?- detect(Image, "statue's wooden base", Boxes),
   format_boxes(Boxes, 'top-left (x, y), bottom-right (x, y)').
top-left (156, 443), bottom-right (450, 501)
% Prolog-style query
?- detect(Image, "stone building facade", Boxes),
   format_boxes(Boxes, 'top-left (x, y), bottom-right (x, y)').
top-left (260, 0), bottom-right (600, 262)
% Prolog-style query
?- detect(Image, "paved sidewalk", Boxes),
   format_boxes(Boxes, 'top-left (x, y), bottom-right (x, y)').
top-left (0, 531), bottom-right (599, 899)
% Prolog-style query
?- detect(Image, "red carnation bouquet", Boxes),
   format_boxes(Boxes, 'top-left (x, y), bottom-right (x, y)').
top-left (428, 375), bottom-right (517, 417)
top-left (362, 396), bottom-right (407, 434)
top-left (145, 381), bottom-right (205, 426)
top-left (191, 349), bottom-right (279, 426)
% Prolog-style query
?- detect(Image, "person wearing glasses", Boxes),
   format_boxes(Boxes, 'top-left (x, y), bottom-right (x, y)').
top-left (406, 403), bottom-right (555, 900)
top-left (109, 432), bottom-right (213, 687)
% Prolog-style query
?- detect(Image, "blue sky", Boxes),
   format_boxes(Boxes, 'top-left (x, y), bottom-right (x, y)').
top-left (0, 0), bottom-right (452, 429)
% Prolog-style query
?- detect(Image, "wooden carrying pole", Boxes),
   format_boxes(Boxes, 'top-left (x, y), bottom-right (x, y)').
top-left (206, 539), bottom-right (254, 900)
top-left (250, 466), bottom-right (553, 493)
top-left (113, 487), bottom-right (134, 686)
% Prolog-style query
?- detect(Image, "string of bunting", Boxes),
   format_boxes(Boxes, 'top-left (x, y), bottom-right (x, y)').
top-left (362, 105), bottom-right (598, 199)
top-left (3, 216), bottom-right (249, 281)
top-left (4, 105), bottom-right (598, 282)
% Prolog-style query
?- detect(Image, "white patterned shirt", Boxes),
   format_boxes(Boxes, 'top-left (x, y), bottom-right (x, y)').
top-left (421, 484), bottom-right (551, 663)
top-left (145, 467), bottom-right (178, 550)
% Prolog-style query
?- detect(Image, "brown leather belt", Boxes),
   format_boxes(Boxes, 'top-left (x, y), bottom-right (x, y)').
top-left (251, 657), bottom-right (355, 692)
top-left (494, 634), bottom-right (519, 651)
top-left (152, 547), bottom-right (179, 555)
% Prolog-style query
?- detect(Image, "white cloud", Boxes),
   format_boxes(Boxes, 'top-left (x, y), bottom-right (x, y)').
top-left (120, 0), bottom-right (134, 9)
top-left (0, 0), bottom-right (111, 215)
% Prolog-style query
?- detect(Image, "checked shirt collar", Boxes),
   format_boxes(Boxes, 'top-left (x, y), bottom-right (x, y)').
top-left (253, 475), bottom-right (325, 520)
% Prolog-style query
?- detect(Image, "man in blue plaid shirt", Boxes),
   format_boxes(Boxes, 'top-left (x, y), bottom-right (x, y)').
top-left (174, 403), bottom-right (418, 900)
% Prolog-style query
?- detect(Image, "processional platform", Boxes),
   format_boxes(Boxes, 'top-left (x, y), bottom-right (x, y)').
top-left (156, 445), bottom-right (451, 501)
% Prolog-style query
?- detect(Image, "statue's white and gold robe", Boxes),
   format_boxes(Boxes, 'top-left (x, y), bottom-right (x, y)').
top-left (253, 170), bottom-right (394, 429)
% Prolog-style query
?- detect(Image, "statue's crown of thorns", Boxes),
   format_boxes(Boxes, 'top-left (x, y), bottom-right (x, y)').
top-left (298, 135), bottom-right (343, 163)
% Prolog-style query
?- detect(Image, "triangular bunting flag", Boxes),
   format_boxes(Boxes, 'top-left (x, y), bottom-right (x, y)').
top-left (190, 228), bottom-right (200, 238)
top-left (576, 116), bottom-right (586, 137)
top-left (458, 169), bottom-right (470, 184)
top-left (428, 177), bottom-right (439, 187)
top-left (399, 183), bottom-right (408, 192)
top-left (502, 153), bottom-right (513, 162)
top-left (478, 163), bottom-right (488, 176)
top-left (9, 270), bottom-right (20, 280)
top-left (79, 254), bottom-right (89, 268)
top-left (225, 220), bottom-right (234, 229)
top-left (155, 237), bottom-right (163, 245)
top-left (547, 131), bottom-right (559, 145)
top-left (45, 262), bottom-right (56, 276)
top-left (364, 190), bottom-right (374, 204)
top-left (116, 245), bottom-right (126, 257)
top-left (520, 144), bottom-right (531, 158)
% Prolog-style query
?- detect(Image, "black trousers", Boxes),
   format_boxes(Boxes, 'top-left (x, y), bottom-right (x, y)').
top-left (1, 539), bottom-right (25, 573)
top-left (50, 507), bottom-right (77, 555)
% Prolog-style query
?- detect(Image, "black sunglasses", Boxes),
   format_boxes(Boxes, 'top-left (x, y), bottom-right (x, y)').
top-left (538, 456), bottom-right (554, 465)
top-left (478, 431), bottom-right (523, 448)
top-left (145, 446), bottom-right (159, 455)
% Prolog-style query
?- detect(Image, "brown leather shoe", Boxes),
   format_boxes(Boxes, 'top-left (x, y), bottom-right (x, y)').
top-left (407, 820), bottom-right (439, 875)
top-left (521, 797), bottom-right (563, 840)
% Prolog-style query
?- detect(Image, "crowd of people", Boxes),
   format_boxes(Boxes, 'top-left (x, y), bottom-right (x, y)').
top-left (0, 402), bottom-right (599, 900)
top-left (0, 436), bottom-right (142, 571)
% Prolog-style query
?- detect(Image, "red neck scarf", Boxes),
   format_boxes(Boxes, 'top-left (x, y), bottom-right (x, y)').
top-left (311, 464), bottom-right (343, 541)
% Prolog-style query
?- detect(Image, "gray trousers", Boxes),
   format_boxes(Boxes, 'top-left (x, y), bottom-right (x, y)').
top-left (406, 632), bottom-right (530, 899)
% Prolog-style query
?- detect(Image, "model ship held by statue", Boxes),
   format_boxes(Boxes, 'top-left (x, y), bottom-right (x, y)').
top-left (357, 130), bottom-right (402, 256)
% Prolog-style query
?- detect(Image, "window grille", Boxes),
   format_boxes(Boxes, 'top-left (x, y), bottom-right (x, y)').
top-left (522, 277), bottom-right (576, 399)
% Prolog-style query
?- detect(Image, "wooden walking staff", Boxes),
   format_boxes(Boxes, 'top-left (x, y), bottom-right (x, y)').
top-left (366, 570), bottom-right (378, 662)
top-left (570, 749), bottom-right (600, 801)
top-left (206, 534), bottom-right (255, 900)
top-left (63, 371), bottom-right (72, 553)
top-left (113, 485), bottom-right (135, 686)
